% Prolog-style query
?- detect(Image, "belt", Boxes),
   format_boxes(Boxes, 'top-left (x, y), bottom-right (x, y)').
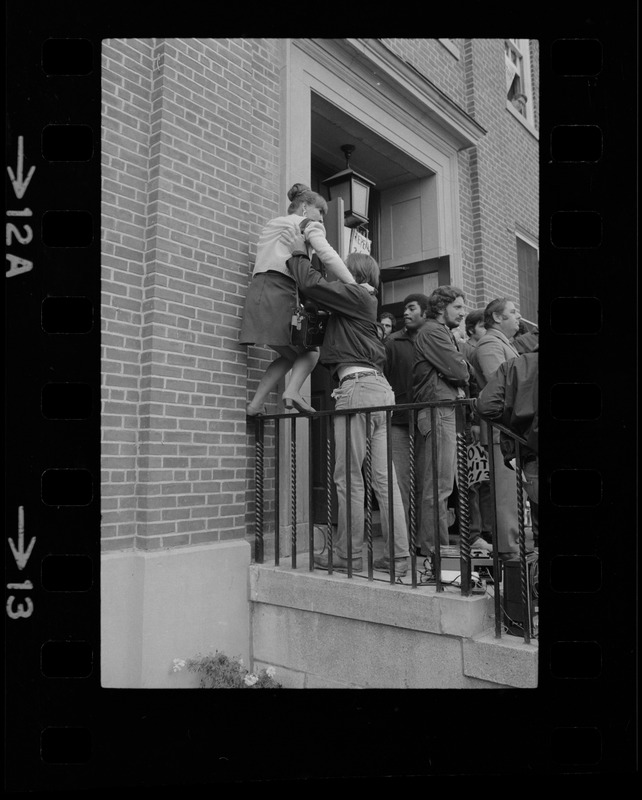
top-left (339, 370), bottom-right (383, 386)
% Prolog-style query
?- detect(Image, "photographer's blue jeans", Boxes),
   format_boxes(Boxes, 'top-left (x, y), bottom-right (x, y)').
top-left (332, 375), bottom-right (409, 561)
top-left (417, 405), bottom-right (456, 555)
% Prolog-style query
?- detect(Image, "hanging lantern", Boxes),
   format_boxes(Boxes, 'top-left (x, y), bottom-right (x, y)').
top-left (322, 145), bottom-right (375, 228)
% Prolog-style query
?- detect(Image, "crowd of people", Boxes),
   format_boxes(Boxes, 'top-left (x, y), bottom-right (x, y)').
top-left (241, 184), bottom-right (539, 576)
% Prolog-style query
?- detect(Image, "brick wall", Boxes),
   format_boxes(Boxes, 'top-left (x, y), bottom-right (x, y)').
top-left (454, 39), bottom-right (539, 311)
top-left (464, 38), bottom-right (539, 306)
top-left (101, 38), bottom-right (155, 549)
top-left (101, 37), bottom-right (282, 551)
top-left (380, 38), bottom-right (538, 313)
top-left (381, 38), bottom-right (467, 108)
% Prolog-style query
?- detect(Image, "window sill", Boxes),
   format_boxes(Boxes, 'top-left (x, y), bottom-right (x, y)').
top-left (506, 102), bottom-right (539, 140)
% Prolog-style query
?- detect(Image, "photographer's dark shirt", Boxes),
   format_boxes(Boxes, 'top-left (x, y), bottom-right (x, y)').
top-left (287, 253), bottom-right (384, 380)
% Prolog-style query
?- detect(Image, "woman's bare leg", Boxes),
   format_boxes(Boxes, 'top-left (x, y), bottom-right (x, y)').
top-left (281, 348), bottom-right (320, 413)
top-left (246, 347), bottom-right (297, 416)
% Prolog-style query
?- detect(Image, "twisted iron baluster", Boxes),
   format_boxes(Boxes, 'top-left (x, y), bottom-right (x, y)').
top-left (290, 415), bottom-right (297, 569)
top-left (487, 427), bottom-right (502, 637)
top-left (515, 443), bottom-right (531, 644)
top-left (326, 416), bottom-right (333, 570)
top-left (345, 414), bottom-right (352, 576)
top-left (308, 416), bottom-right (314, 571)
top-left (364, 411), bottom-right (373, 579)
top-left (408, 410), bottom-right (417, 588)
top-left (274, 418), bottom-right (280, 567)
top-left (431, 405), bottom-right (442, 592)
top-left (386, 409), bottom-right (395, 583)
top-left (254, 416), bottom-right (264, 564)
top-left (456, 404), bottom-right (471, 595)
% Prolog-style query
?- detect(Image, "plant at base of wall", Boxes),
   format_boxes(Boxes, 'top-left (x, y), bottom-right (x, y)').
top-left (172, 651), bottom-right (282, 689)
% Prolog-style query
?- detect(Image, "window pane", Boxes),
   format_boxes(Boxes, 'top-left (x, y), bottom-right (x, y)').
top-left (516, 237), bottom-right (539, 322)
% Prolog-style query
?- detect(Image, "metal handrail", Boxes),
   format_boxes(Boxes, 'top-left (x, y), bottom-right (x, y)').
top-left (250, 398), bottom-right (537, 643)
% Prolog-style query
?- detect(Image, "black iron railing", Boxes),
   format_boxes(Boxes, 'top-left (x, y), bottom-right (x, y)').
top-left (250, 399), bottom-right (537, 643)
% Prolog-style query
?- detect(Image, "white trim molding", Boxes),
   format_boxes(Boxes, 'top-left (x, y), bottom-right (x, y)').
top-left (438, 38), bottom-right (461, 60)
top-left (300, 38), bottom-right (486, 152)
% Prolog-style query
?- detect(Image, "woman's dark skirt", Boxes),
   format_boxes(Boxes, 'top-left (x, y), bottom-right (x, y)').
top-left (239, 271), bottom-right (297, 347)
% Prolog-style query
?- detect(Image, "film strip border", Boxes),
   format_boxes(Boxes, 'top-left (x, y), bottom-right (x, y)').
top-left (5, 31), bottom-right (102, 781)
top-left (4, 20), bottom-right (638, 786)
top-left (540, 36), bottom-right (636, 771)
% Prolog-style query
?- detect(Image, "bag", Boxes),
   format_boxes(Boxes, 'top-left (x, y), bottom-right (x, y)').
top-left (289, 218), bottom-right (330, 348)
top-left (290, 303), bottom-right (330, 348)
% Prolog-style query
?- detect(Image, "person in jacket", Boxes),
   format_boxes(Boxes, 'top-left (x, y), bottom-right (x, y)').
top-left (282, 230), bottom-right (410, 577)
top-left (470, 298), bottom-right (523, 560)
top-left (476, 348), bottom-right (539, 547)
top-left (412, 286), bottom-right (470, 557)
top-left (384, 294), bottom-right (430, 535)
top-left (240, 183), bottom-right (358, 416)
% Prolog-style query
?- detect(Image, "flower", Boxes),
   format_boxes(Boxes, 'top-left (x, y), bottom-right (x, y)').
top-left (176, 650), bottom-right (282, 688)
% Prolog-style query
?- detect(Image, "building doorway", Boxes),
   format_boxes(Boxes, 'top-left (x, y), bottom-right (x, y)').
top-left (308, 98), bottom-right (452, 522)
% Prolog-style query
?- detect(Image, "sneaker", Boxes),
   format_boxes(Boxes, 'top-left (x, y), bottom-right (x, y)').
top-left (314, 553), bottom-right (363, 573)
top-left (470, 537), bottom-right (493, 554)
top-left (373, 556), bottom-right (409, 577)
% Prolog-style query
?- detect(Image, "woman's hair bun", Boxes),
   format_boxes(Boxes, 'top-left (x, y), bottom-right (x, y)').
top-left (287, 182), bottom-right (311, 202)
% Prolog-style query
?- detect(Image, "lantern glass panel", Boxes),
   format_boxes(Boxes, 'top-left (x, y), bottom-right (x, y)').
top-left (352, 180), bottom-right (369, 219)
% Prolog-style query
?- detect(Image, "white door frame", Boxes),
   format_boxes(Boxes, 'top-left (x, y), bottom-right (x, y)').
top-left (281, 38), bottom-right (486, 289)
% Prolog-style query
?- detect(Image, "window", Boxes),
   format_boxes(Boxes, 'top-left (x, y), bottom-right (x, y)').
top-left (505, 39), bottom-right (535, 126)
top-left (516, 233), bottom-right (538, 324)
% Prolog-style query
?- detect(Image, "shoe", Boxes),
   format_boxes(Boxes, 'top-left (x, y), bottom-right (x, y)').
top-left (373, 556), bottom-right (409, 577)
top-left (470, 537), bottom-right (493, 554)
top-left (282, 392), bottom-right (315, 414)
top-left (314, 553), bottom-right (362, 572)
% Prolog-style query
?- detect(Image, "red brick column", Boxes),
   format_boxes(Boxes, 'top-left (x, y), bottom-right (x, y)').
top-left (101, 38), bottom-right (282, 551)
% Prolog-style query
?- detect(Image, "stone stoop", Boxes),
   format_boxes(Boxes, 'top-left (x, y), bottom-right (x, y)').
top-left (463, 632), bottom-right (539, 689)
top-left (249, 564), bottom-right (537, 689)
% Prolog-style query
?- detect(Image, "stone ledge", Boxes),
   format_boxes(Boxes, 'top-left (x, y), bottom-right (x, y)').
top-left (250, 563), bottom-right (494, 639)
top-left (251, 602), bottom-right (503, 688)
top-left (463, 631), bottom-right (538, 689)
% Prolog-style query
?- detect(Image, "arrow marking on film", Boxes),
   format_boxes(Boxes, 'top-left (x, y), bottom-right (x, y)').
top-left (7, 136), bottom-right (36, 200)
top-left (8, 506), bottom-right (36, 571)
